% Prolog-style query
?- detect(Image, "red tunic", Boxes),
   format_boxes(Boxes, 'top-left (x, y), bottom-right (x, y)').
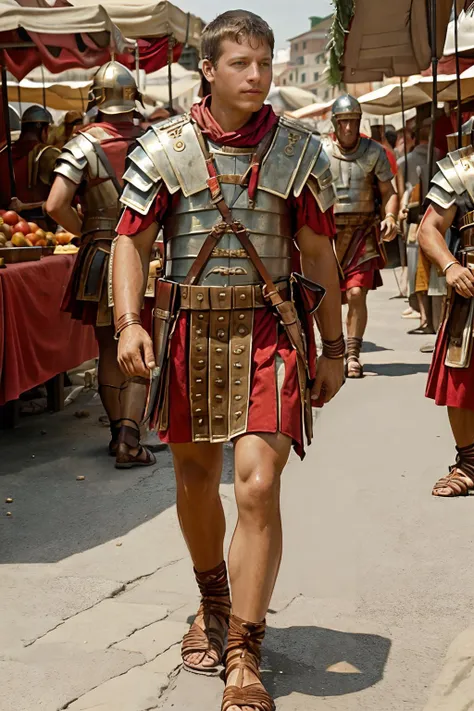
top-left (426, 321), bottom-right (474, 410)
top-left (118, 99), bottom-right (335, 457)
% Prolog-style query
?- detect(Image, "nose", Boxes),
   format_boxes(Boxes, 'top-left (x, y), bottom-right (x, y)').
top-left (247, 62), bottom-right (261, 83)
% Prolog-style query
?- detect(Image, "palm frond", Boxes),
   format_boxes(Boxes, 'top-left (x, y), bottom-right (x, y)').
top-left (327, 0), bottom-right (355, 86)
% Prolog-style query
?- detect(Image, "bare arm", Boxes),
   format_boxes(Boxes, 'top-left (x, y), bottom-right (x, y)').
top-left (418, 203), bottom-right (474, 298)
top-left (378, 179), bottom-right (399, 241)
top-left (45, 175), bottom-right (82, 235)
top-left (297, 226), bottom-right (344, 403)
top-left (113, 224), bottom-right (160, 377)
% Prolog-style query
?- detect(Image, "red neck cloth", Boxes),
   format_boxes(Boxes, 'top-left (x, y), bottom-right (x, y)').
top-left (190, 95), bottom-right (278, 148)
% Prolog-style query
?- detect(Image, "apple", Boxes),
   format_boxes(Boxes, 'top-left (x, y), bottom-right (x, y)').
top-left (25, 232), bottom-right (38, 245)
top-left (2, 211), bottom-right (19, 226)
top-left (13, 221), bottom-right (30, 236)
top-left (0, 223), bottom-right (12, 239)
top-left (11, 232), bottom-right (27, 247)
top-left (0, 209), bottom-right (5, 216)
top-left (35, 239), bottom-right (47, 246)
top-left (28, 222), bottom-right (39, 233)
top-left (35, 228), bottom-right (46, 241)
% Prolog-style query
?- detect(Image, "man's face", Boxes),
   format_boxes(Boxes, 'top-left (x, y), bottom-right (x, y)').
top-left (335, 118), bottom-right (361, 149)
top-left (40, 125), bottom-right (50, 144)
top-left (203, 37), bottom-right (273, 114)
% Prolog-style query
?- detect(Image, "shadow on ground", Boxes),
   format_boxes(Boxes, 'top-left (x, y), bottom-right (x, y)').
top-left (363, 363), bottom-right (430, 377)
top-left (361, 341), bottom-right (393, 354)
top-left (263, 624), bottom-right (391, 698)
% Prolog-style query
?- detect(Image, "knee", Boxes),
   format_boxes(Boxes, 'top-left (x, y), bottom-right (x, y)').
top-left (175, 456), bottom-right (221, 499)
top-left (347, 287), bottom-right (364, 306)
top-left (237, 469), bottom-right (280, 520)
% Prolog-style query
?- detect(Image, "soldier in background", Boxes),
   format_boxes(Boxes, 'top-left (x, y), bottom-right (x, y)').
top-left (419, 128), bottom-right (474, 497)
top-left (45, 61), bottom-right (155, 469)
top-left (323, 95), bottom-right (399, 377)
top-left (0, 105), bottom-right (60, 224)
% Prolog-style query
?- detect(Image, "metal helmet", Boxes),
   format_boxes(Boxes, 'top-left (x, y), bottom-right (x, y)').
top-left (21, 105), bottom-right (53, 125)
top-left (331, 94), bottom-right (362, 129)
top-left (88, 61), bottom-right (139, 115)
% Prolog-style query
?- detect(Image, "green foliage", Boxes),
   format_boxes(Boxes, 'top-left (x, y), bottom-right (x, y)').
top-left (328, 0), bottom-right (355, 86)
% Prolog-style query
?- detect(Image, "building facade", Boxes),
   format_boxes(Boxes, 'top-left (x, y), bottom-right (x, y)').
top-left (275, 16), bottom-right (337, 103)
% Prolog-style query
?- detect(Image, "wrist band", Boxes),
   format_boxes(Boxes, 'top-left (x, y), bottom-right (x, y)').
top-left (322, 334), bottom-right (346, 359)
top-left (114, 312), bottom-right (142, 340)
top-left (442, 260), bottom-right (459, 275)
top-left (385, 212), bottom-right (397, 222)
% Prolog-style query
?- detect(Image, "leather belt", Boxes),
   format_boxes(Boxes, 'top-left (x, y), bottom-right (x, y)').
top-left (335, 213), bottom-right (374, 227)
top-left (460, 210), bottom-right (474, 237)
top-left (178, 281), bottom-right (290, 310)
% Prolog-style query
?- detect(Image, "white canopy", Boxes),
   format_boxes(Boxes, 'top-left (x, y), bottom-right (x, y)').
top-left (0, 0), bottom-right (127, 52)
top-left (68, 0), bottom-right (204, 47)
top-left (7, 78), bottom-right (92, 111)
top-left (444, 7), bottom-right (474, 56)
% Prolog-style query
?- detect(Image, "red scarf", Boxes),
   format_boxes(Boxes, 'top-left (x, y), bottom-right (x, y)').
top-left (190, 95), bottom-right (278, 148)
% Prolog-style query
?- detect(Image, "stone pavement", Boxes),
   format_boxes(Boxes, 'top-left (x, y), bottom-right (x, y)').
top-left (2, 272), bottom-right (474, 711)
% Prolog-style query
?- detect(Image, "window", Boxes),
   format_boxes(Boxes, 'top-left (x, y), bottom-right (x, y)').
top-left (296, 56), bottom-right (304, 65)
top-left (301, 73), bottom-right (306, 84)
top-left (289, 72), bottom-right (293, 81)
top-left (282, 78), bottom-right (287, 85)
top-left (324, 89), bottom-right (330, 100)
top-left (313, 72), bottom-right (319, 82)
top-left (302, 41), bottom-right (307, 50)
top-left (293, 42), bottom-right (298, 51)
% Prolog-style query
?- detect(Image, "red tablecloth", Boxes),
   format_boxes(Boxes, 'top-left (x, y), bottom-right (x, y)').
top-left (0, 254), bottom-right (98, 405)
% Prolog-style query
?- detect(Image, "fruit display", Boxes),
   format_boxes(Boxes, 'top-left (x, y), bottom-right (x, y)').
top-left (0, 212), bottom-right (79, 263)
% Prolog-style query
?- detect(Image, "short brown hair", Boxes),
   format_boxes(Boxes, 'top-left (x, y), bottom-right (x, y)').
top-left (202, 10), bottom-right (274, 65)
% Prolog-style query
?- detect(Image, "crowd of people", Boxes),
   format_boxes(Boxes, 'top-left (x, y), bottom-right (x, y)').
top-left (2, 9), bottom-right (474, 710)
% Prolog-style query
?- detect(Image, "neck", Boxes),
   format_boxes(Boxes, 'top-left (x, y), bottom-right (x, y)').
top-left (209, 95), bottom-right (253, 133)
top-left (99, 112), bottom-right (132, 125)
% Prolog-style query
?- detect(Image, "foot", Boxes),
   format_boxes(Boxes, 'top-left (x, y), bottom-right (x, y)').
top-left (346, 356), bottom-right (363, 379)
top-left (115, 444), bottom-right (156, 468)
top-left (432, 467), bottom-right (474, 497)
top-left (224, 665), bottom-right (268, 711)
top-left (182, 607), bottom-right (228, 672)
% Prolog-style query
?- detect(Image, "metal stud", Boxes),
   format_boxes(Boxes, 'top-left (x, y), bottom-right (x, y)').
top-left (234, 379), bottom-right (241, 385)
top-left (238, 326), bottom-right (246, 335)
top-left (235, 411), bottom-right (243, 418)
top-left (215, 415), bottom-right (224, 420)
top-left (217, 329), bottom-right (225, 339)
top-left (239, 294), bottom-right (246, 300)
top-left (215, 395), bottom-right (223, 402)
top-left (238, 313), bottom-right (245, 320)
top-left (197, 293), bottom-right (204, 301)
top-left (219, 292), bottom-right (226, 299)
top-left (196, 393), bottom-right (202, 399)
top-left (196, 378), bottom-right (203, 383)
top-left (198, 313), bottom-right (204, 320)
top-left (196, 345), bottom-right (203, 352)
top-left (218, 316), bottom-right (225, 322)
top-left (234, 347), bottom-right (243, 355)
top-left (198, 359), bottom-right (205, 365)
top-left (215, 364), bottom-right (222, 370)
top-left (234, 362), bottom-right (242, 369)
top-left (234, 395), bottom-right (242, 401)
top-left (216, 347), bottom-right (223, 354)
top-left (215, 378), bottom-right (223, 385)
top-left (195, 408), bottom-right (202, 414)
top-left (198, 418), bottom-right (204, 425)
top-left (196, 328), bottom-right (202, 336)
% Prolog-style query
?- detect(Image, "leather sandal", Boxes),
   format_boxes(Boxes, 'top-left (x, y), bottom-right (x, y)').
top-left (222, 615), bottom-right (275, 711)
top-left (182, 561), bottom-right (231, 675)
top-left (432, 443), bottom-right (474, 497)
top-left (345, 355), bottom-right (363, 379)
top-left (114, 423), bottom-right (156, 469)
top-left (108, 419), bottom-right (122, 457)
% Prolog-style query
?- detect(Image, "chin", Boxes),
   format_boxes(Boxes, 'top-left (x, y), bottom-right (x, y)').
top-left (238, 95), bottom-right (265, 113)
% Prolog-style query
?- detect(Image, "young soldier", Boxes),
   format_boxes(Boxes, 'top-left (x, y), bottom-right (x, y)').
top-left (323, 95), bottom-right (399, 377)
top-left (46, 62), bottom-right (155, 469)
top-left (113, 11), bottom-right (344, 710)
top-left (419, 124), bottom-right (474, 497)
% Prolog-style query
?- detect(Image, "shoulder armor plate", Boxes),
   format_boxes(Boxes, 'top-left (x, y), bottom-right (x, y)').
top-left (438, 146), bottom-right (474, 202)
top-left (426, 182), bottom-right (457, 210)
top-left (258, 117), bottom-right (312, 199)
top-left (54, 139), bottom-right (88, 184)
top-left (121, 143), bottom-right (164, 214)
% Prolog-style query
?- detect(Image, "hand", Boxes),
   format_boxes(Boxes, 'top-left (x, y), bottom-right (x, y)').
top-left (9, 197), bottom-right (25, 213)
top-left (445, 263), bottom-right (474, 299)
top-left (117, 324), bottom-right (156, 378)
top-left (311, 355), bottom-right (345, 405)
top-left (398, 207), bottom-right (408, 225)
top-left (380, 216), bottom-right (398, 242)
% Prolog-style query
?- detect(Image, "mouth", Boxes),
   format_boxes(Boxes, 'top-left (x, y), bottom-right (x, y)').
top-left (243, 90), bottom-right (263, 95)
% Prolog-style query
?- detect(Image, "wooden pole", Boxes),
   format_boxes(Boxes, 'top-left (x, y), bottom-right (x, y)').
top-left (1, 60), bottom-right (16, 197)
top-left (454, 0), bottom-right (462, 148)
top-left (400, 77), bottom-right (408, 184)
top-left (167, 36), bottom-right (173, 112)
top-left (428, 0), bottom-right (438, 180)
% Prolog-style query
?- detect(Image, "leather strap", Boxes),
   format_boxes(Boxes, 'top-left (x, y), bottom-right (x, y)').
top-left (79, 132), bottom-right (123, 196)
top-left (182, 122), bottom-right (277, 290)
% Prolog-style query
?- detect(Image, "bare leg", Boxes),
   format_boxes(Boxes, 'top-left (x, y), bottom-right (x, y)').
top-left (225, 432), bottom-right (291, 709)
top-left (95, 326), bottom-right (151, 464)
top-left (346, 287), bottom-right (368, 378)
top-left (346, 286), bottom-right (368, 340)
top-left (171, 442), bottom-right (227, 669)
top-left (432, 407), bottom-right (474, 496)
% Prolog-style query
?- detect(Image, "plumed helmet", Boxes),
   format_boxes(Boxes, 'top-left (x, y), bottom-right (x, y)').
top-left (331, 94), bottom-right (362, 129)
top-left (88, 61), bottom-right (139, 115)
top-left (21, 105), bottom-right (53, 125)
